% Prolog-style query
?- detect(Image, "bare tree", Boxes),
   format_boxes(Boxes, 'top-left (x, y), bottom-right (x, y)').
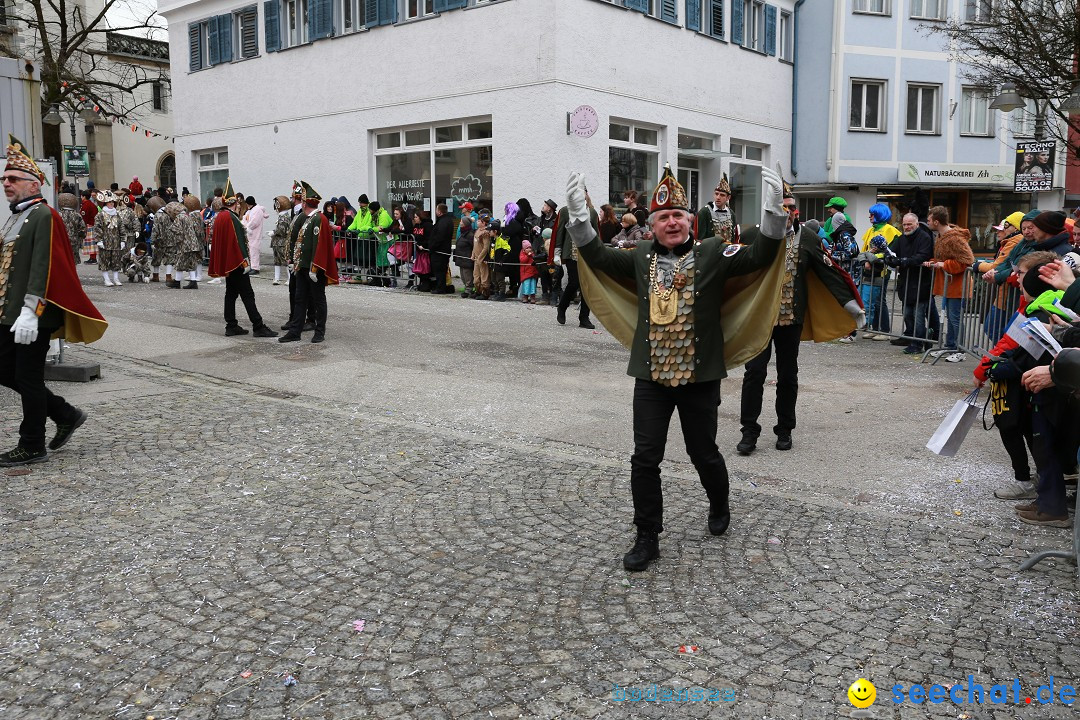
top-left (7, 0), bottom-right (168, 170)
top-left (922, 0), bottom-right (1080, 156)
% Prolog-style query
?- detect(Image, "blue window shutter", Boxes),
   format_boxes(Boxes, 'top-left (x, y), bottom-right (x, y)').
top-left (217, 14), bottom-right (233, 62)
top-left (686, 0), bottom-right (701, 31)
top-left (731, 0), bottom-right (744, 45)
top-left (188, 23), bottom-right (203, 70)
top-left (365, 0), bottom-right (378, 25)
top-left (434, 0), bottom-right (467, 10)
top-left (309, 0), bottom-right (332, 39)
top-left (623, 0), bottom-right (648, 12)
top-left (765, 4), bottom-right (776, 55)
top-left (264, 0), bottom-right (281, 51)
top-left (709, 0), bottom-right (724, 37)
top-left (660, 0), bottom-right (677, 23)
top-left (207, 17), bottom-right (220, 65)
top-left (370, 0), bottom-right (395, 25)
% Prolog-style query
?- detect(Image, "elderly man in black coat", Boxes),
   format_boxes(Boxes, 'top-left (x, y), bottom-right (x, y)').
top-left (429, 203), bottom-right (455, 294)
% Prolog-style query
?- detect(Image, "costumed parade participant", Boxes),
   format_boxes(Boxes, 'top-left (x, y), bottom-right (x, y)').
top-left (125, 242), bottom-right (152, 283)
top-left (279, 181), bottom-right (339, 344)
top-left (737, 179), bottom-right (865, 455)
top-left (93, 190), bottom-right (126, 287)
top-left (174, 196), bottom-right (206, 289)
top-left (695, 174), bottom-right (739, 243)
top-left (0, 135), bottom-right (108, 466)
top-left (568, 164), bottom-right (787, 572)
top-left (117, 191), bottom-right (141, 270)
top-left (56, 192), bottom-right (86, 265)
top-left (282, 181), bottom-right (315, 330)
top-left (270, 195), bottom-right (292, 285)
top-left (208, 181), bottom-right (278, 338)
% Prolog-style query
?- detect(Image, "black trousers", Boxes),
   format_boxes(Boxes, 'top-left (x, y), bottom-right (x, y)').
top-left (998, 421), bottom-right (1034, 483)
top-left (740, 323), bottom-right (802, 438)
top-left (288, 268), bottom-right (327, 334)
top-left (430, 253), bottom-right (450, 293)
top-left (0, 326), bottom-right (77, 452)
top-left (224, 267), bottom-right (265, 329)
top-left (557, 259), bottom-right (590, 322)
top-left (630, 379), bottom-right (729, 534)
top-left (287, 272), bottom-right (317, 325)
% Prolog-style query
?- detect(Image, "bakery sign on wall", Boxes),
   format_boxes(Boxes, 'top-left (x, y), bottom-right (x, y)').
top-left (898, 162), bottom-right (1015, 187)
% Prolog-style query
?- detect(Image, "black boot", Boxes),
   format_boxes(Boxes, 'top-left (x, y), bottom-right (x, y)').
top-left (622, 530), bottom-right (659, 572)
top-left (182, 280), bottom-right (198, 289)
top-left (708, 500), bottom-right (730, 536)
top-left (736, 431), bottom-right (757, 456)
top-left (775, 434), bottom-right (793, 451)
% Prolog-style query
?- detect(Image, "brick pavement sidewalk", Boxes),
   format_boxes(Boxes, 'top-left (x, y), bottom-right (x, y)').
top-left (0, 352), bottom-right (1077, 719)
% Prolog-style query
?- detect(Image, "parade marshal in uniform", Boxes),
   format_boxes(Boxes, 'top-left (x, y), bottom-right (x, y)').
top-left (1, 135), bottom-right (107, 466)
top-left (695, 173), bottom-right (739, 244)
top-left (279, 181), bottom-right (338, 344)
top-left (208, 180), bottom-right (278, 338)
top-left (567, 164), bottom-right (788, 571)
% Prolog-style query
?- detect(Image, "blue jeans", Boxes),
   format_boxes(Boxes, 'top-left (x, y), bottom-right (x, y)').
top-left (861, 284), bottom-right (883, 331)
top-left (902, 296), bottom-right (934, 348)
top-left (983, 305), bottom-right (1009, 345)
top-left (941, 297), bottom-right (962, 350)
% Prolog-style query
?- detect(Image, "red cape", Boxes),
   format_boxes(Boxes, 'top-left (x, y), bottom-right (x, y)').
top-left (208, 210), bottom-right (248, 278)
top-left (310, 213), bottom-right (339, 285)
top-left (42, 205), bottom-right (108, 343)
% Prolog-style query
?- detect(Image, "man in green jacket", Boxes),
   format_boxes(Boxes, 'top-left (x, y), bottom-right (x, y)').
top-left (568, 165), bottom-right (788, 572)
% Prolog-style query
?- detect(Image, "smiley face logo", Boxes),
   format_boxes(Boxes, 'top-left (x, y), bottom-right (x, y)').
top-left (847, 678), bottom-right (876, 709)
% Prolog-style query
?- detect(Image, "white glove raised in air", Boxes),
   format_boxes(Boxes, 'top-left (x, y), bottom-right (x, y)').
top-left (760, 167), bottom-right (786, 217)
top-left (565, 172), bottom-right (589, 226)
top-left (308, 270), bottom-right (318, 282)
top-left (11, 305), bottom-right (39, 345)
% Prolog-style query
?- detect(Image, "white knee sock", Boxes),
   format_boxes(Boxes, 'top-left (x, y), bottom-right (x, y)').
top-left (112, 271), bottom-right (121, 284)
top-left (274, 266), bottom-right (282, 282)
top-left (195, 266), bottom-right (202, 281)
top-left (165, 264), bottom-right (173, 276)
top-left (102, 272), bottom-right (111, 285)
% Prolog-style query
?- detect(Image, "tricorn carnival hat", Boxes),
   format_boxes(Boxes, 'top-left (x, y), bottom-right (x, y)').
top-left (222, 177), bottom-right (239, 205)
top-left (649, 164), bottom-right (689, 215)
top-left (292, 180), bottom-right (304, 197)
top-left (4, 134), bottom-right (48, 185)
top-left (300, 180), bottom-right (321, 203)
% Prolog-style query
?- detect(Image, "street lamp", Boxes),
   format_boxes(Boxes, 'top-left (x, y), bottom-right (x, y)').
top-left (989, 83), bottom-right (1025, 112)
top-left (42, 102), bottom-right (97, 192)
top-left (1060, 82), bottom-right (1080, 114)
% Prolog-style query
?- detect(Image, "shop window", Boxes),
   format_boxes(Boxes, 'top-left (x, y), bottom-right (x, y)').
top-left (960, 86), bottom-right (993, 136)
top-left (405, 128), bottom-right (431, 146)
top-left (850, 79), bottom-right (886, 132)
top-left (968, 191), bottom-right (1032, 253)
top-left (608, 148), bottom-right (658, 208)
top-left (678, 134), bottom-right (711, 150)
top-left (634, 127), bottom-right (658, 146)
top-left (467, 121), bottom-right (492, 140)
top-left (436, 125), bottom-right (463, 143)
top-left (377, 131), bottom-right (401, 149)
top-left (609, 123), bottom-right (631, 142)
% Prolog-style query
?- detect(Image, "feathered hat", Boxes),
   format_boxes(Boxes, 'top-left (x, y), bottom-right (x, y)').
top-left (4, 134), bottom-right (48, 185)
top-left (649, 163), bottom-right (689, 215)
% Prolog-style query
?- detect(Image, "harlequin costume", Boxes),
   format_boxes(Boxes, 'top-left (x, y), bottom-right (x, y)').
top-left (279, 180), bottom-right (338, 344)
top-left (0, 134), bottom-right (107, 465)
top-left (695, 174), bottom-right (740, 243)
top-left (570, 164), bottom-right (787, 572)
top-left (208, 179), bottom-right (277, 338)
top-left (737, 179), bottom-right (864, 456)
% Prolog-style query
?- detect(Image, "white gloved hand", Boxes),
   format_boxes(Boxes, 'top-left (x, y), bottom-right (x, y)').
top-left (565, 172), bottom-right (589, 225)
top-left (844, 300), bottom-right (867, 329)
top-left (553, 251), bottom-right (562, 267)
top-left (760, 167), bottom-right (786, 217)
top-left (11, 306), bottom-right (38, 345)
top-left (308, 270), bottom-right (318, 282)
top-left (96, 241), bottom-right (104, 249)
top-left (120, 242), bottom-right (126, 250)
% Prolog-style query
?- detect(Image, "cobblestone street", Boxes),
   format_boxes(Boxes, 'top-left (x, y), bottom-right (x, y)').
top-left (1, 275), bottom-right (1077, 719)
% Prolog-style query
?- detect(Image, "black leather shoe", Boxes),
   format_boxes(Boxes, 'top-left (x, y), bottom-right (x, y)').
top-left (556, 312), bottom-right (566, 325)
top-left (182, 281), bottom-right (198, 289)
top-left (736, 433), bottom-right (757, 456)
top-left (623, 530), bottom-right (659, 572)
top-left (278, 333), bottom-right (302, 343)
top-left (225, 325), bottom-right (249, 336)
top-left (302, 321), bottom-right (316, 332)
top-left (49, 408), bottom-right (88, 451)
top-left (889, 337), bottom-right (908, 346)
top-left (0, 446), bottom-right (48, 466)
top-left (579, 319), bottom-right (595, 329)
top-left (166, 280), bottom-right (182, 289)
top-left (252, 325), bottom-right (278, 338)
top-left (311, 332), bottom-right (325, 344)
top-left (708, 502), bottom-right (731, 536)
top-left (776, 435), bottom-right (793, 451)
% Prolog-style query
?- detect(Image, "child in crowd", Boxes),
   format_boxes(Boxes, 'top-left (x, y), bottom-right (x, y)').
top-left (611, 213), bottom-right (645, 249)
top-left (455, 215), bottom-right (475, 298)
top-left (519, 238), bottom-right (539, 303)
top-left (489, 220), bottom-right (510, 301)
top-left (855, 235), bottom-right (894, 340)
top-left (470, 214), bottom-right (493, 299)
top-left (126, 242), bottom-right (153, 283)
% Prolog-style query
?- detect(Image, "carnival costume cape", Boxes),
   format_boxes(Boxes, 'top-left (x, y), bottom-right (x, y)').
top-left (578, 235), bottom-right (786, 371)
top-left (308, 213), bottom-right (340, 286)
top-left (208, 210), bottom-right (249, 278)
top-left (12, 200), bottom-right (108, 344)
top-left (800, 240), bottom-right (861, 342)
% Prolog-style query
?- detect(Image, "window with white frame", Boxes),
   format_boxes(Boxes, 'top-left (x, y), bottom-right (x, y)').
top-left (965, 0), bottom-right (992, 22)
top-left (1011, 98), bottom-right (1038, 138)
top-left (853, 0), bottom-right (890, 15)
top-left (283, 0), bottom-right (308, 47)
top-left (910, 0), bottom-right (945, 19)
top-left (905, 83), bottom-right (939, 134)
top-left (960, 86), bottom-right (994, 136)
top-left (729, 140), bottom-right (766, 228)
top-left (850, 79), bottom-right (886, 131)
top-left (197, 148), bottom-right (229, 204)
top-left (339, 0), bottom-right (360, 32)
top-left (742, 0), bottom-right (765, 51)
top-left (405, 0), bottom-right (434, 20)
top-left (778, 10), bottom-right (793, 60)
top-left (609, 120), bottom-right (660, 207)
top-left (235, 5), bottom-right (258, 58)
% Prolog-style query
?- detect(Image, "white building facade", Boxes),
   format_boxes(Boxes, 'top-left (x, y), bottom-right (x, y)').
top-left (793, 0), bottom-right (1066, 254)
top-left (160, 0), bottom-right (796, 228)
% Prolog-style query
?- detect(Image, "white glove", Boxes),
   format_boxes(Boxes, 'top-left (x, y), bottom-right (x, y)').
top-left (120, 242), bottom-right (126, 250)
top-left (760, 167), bottom-right (785, 217)
top-left (565, 172), bottom-right (589, 225)
top-left (308, 270), bottom-right (318, 282)
top-left (143, 276), bottom-right (151, 283)
top-left (553, 251), bottom-right (562, 267)
top-left (96, 241), bottom-right (104, 249)
top-left (11, 306), bottom-right (38, 345)
top-left (844, 300), bottom-right (867, 329)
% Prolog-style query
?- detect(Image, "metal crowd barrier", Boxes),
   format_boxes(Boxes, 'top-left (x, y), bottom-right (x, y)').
top-left (335, 230), bottom-right (415, 286)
